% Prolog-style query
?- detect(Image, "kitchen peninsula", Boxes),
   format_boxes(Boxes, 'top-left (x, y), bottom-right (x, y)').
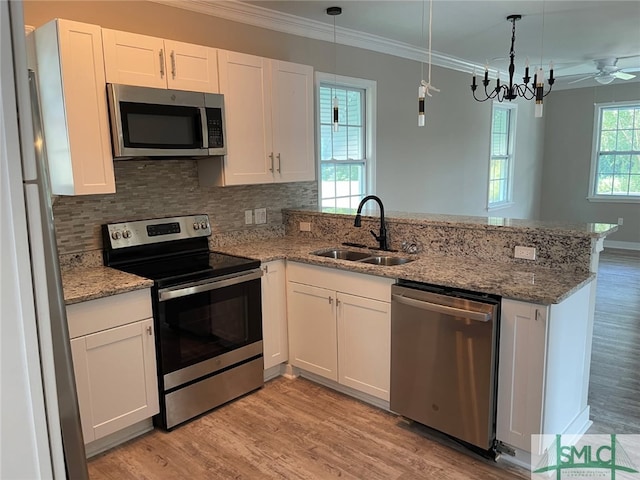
top-left (60, 207), bottom-right (617, 468)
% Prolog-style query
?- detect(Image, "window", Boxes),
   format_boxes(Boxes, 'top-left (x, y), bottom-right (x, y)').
top-left (488, 104), bottom-right (516, 208)
top-left (317, 73), bottom-right (376, 209)
top-left (590, 102), bottom-right (640, 202)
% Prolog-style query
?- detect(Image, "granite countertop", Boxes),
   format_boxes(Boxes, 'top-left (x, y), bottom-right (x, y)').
top-left (61, 265), bottom-right (153, 305)
top-left (286, 207), bottom-right (619, 239)
top-left (215, 237), bottom-right (595, 305)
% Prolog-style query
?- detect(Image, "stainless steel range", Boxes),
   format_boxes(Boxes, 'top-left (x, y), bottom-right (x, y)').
top-left (103, 214), bottom-right (263, 429)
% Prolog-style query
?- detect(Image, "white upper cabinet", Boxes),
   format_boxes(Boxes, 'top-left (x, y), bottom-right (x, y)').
top-left (217, 50), bottom-right (273, 185)
top-left (271, 60), bottom-right (315, 183)
top-left (33, 19), bottom-right (115, 195)
top-left (102, 29), bottom-right (219, 93)
top-left (214, 50), bottom-right (315, 185)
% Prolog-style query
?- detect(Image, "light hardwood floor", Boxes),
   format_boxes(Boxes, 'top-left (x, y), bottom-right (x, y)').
top-left (88, 249), bottom-right (639, 479)
top-left (588, 249), bottom-right (640, 434)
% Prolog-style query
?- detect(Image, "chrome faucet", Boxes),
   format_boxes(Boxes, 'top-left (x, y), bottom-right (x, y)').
top-left (354, 195), bottom-right (389, 251)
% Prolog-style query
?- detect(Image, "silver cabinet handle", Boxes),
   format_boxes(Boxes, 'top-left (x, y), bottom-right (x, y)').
top-left (269, 152), bottom-right (274, 172)
top-left (262, 265), bottom-right (269, 274)
top-left (170, 50), bottom-right (176, 79)
top-left (146, 326), bottom-right (153, 336)
top-left (391, 294), bottom-right (492, 322)
top-left (336, 298), bottom-right (341, 306)
top-left (276, 153), bottom-right (281, 173)
top-left (159, 49), bottom-right (165, 78)
top-left (158, 268), bottom-right (263, 302)
top-left (328, 296), bottom-right (333, 305)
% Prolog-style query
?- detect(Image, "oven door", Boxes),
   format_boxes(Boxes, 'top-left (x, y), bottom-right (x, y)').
top-left (156, 268), bottom-right (263, 391)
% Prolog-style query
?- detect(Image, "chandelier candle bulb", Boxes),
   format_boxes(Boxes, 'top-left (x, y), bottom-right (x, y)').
top-left (535, 67), bottom-right (544, 118)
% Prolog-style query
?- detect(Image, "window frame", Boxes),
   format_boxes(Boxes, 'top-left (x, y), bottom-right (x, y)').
top-left (315, 72), bottom-right (376, 209)
top-left (588, 101), bottom-right (640, 203)
top-left (487, 102), bottom-right (517, 210)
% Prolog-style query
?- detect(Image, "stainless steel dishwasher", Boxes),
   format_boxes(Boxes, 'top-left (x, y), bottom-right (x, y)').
top-left (390, 280), bottom-right (500, 452)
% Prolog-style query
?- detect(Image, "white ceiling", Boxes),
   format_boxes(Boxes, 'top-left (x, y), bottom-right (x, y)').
top-left (240, 0), bottom-right (640, 89)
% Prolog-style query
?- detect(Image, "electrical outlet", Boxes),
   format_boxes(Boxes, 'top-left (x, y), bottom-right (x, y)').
top-left (618, 217), bottom-right (624, 226)
top-left (254, 208), bottom-right (267, 224)
top-left (244, 210), bottom-right (253, 225)
top-left (514, 246), bottom-right (536, 261)
top-left (299, 221), bottom-right (311, 232)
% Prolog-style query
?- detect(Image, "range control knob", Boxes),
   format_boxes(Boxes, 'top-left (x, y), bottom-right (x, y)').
top-left (193, 222), bottom-right (200, 230)
top-left (122, 230), bottom-right (132, 239)
top-left (200, 221), bottom-right (208, 230)
top-left (111, 231), bottom-right (121, 240)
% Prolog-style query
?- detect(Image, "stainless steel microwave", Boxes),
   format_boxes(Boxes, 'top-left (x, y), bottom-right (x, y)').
top-left (106, 84), bottom-right (226, 158)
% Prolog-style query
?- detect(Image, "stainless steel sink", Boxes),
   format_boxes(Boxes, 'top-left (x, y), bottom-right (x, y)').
top-left (313, 249), bottom-right (372, 261)
top-left (359, 255), bottom-right (414, 266)
top-left (312, 249), bottom-right (415, 266)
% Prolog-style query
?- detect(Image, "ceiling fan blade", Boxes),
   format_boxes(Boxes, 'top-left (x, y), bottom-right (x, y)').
top-left (568, 75), bottom-right (594, 84)
top-left (613, 71), bottom-right (636, 80)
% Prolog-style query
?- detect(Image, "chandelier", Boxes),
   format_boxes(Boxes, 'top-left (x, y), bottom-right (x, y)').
top-left (470, 14), bottom-right (555, 117)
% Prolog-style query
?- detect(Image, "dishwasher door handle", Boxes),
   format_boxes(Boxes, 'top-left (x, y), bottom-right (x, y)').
top-left (392, 294), bottom-right (492, 322)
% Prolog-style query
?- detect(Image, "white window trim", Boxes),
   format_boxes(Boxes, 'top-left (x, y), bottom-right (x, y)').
top-left (588, 100), bottom-right (640, 204)
top-left (487, 102), bottom-right (517, 210)
top-left (315, 72), bottom-right (377, 201)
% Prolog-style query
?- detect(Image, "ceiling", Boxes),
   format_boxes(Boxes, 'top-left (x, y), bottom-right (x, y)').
top-left (241, 0), bottom-right (640, 89)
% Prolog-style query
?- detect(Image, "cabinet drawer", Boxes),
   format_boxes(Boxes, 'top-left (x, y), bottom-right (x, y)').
top-left (287, 262), bottom-right (393, 301)
top-left (67, 289), bottom-right (152, 339)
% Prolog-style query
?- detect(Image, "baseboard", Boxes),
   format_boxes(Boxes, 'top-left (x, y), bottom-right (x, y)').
top-left (604, 240), bottom-right (640, 251)
top-left (264, 363), bottom-right (289, 381)
top-left (85, 419), bottom-right (154, 458)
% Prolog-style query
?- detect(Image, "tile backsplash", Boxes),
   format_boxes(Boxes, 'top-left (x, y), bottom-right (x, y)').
top-left (53, 159), bottom-right (317, 255)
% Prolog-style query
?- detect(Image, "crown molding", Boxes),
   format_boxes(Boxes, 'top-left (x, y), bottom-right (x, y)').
top-left (147, 0), bottom-right (487, 75)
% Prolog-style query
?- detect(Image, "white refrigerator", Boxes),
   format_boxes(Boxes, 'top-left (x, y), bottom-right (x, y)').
top-left (1, 2), bottom-right (88, 478)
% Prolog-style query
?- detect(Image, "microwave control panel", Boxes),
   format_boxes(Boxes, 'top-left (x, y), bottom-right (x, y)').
top-left (206, 108), bottom-right (224, 149)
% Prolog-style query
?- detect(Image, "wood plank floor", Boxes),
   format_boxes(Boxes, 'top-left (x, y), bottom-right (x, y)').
top-left (88, 249), bottom-right (639, 479)
top-left (588, 249), bottom-right (640, 434)
top-left (88, 377), bottom-right (528, 479)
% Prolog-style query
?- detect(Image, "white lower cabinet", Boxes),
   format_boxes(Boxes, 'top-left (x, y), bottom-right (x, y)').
top-left (287, 263), bottom-right (393, 401)
top-left (496, 283), bottom-right (592, 456)
top-left (66, 289), bottom-right (159, 444)
top-left (261, 260), bottom-right (288, 370)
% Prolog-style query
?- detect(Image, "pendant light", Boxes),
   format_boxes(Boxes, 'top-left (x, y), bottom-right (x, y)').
top-left (418, 0), bottom-right (440, 127)
top-left (327, 6), bottom-right (342, 132)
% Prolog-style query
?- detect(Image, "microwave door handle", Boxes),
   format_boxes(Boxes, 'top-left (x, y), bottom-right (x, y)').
top-left (200, 107), bottom-right (209, 149)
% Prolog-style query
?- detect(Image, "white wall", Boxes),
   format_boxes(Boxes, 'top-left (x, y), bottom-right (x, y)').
top-left (24, 0), bottom-right (546, 221)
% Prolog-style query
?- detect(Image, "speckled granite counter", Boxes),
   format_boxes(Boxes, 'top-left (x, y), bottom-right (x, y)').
top-left (214, 237), bottom-right (595, 305)
top-left (61, 266), bottom-right (153, 305)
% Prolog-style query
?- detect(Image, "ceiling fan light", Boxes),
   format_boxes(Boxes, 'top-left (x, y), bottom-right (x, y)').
top-left (595, 75), bottom-right (615, 85)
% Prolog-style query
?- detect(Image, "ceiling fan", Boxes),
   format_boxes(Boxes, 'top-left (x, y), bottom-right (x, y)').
top-left (568, 57), bottom-right (639, 85)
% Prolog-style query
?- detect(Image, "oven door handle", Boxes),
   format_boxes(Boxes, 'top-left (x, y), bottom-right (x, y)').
top-left (158, 268), bottom-right (263, 302)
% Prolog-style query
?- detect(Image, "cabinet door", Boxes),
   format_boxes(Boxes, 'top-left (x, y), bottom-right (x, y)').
top-left (261, 260), bottom-right (288, 369)
top-left (337, 293), bottom-right (390, 400)
top-left (102, 29), bottom-right (166, 89)
top-left (164, 40), bottom-right (218, 93)
top-left (271, 61), bottom-right (315, 183)
top-left (70, 318), bottom-right (159, 443)
top-left (218, 50), bottom-right (273, 185)
top-left (496, 300), bottom-right (547, 453)
top-left (287, 282), bottom-right (337, 381)
top-left (34, 19), bottom-right (115, 195)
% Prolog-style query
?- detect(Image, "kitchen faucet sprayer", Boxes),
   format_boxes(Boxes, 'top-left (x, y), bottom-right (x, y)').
top-left (354, 195), bottom-right (389, 251)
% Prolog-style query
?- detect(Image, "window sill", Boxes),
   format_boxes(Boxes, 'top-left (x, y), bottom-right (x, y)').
top-left (487, 201), bottom-right (515, 211)
top-left (587, 196), bottom-right (640, 204)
